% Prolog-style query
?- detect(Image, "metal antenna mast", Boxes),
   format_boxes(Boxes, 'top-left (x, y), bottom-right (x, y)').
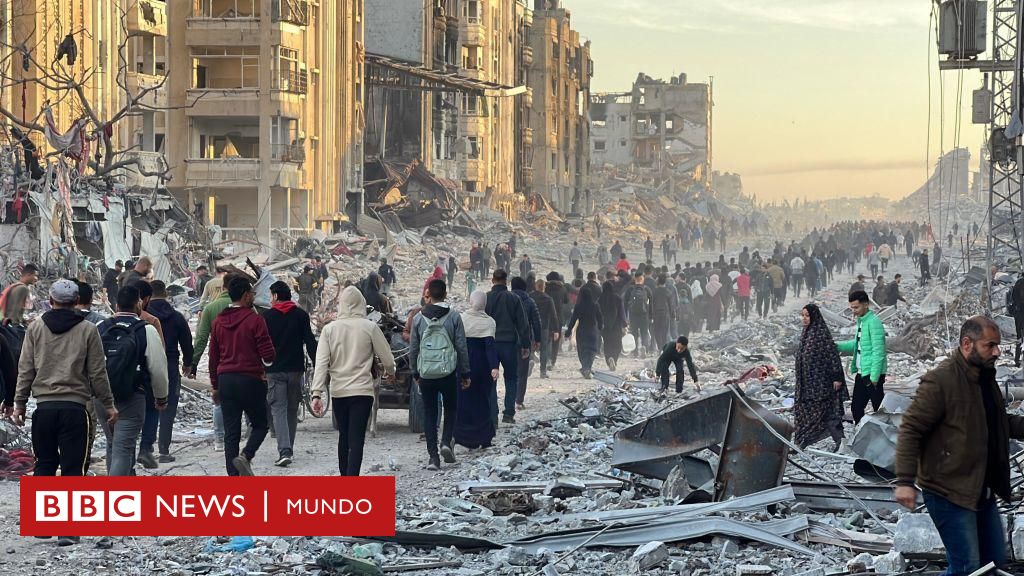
top-left (938, 0), bottom-right (1024, 308)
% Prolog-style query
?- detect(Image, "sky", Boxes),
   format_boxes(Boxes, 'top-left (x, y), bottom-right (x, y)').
top-left (571, 0), bottom-right (985, 202)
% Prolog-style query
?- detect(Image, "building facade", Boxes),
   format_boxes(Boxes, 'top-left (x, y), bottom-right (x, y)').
top-left (590, 73), bottom-right (712, 187)
top-left (528, 0), bottom-right (592, 214)
top-left (166, 0), bottom-right (365, 247)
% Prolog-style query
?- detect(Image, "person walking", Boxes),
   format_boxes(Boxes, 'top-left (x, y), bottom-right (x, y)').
top-left (704, 274), bottom-right (723, 332)
top-left (12, 280), bottom-right (112, 547)
top-left (1011, 274), bottom-right (1024, 365)
top-left (485, 270), bottom-right (530, 424)
top-left (199, 267), bottom-right (227, 310)
top-left (262, 281), bottom-right (317, 467)
top-left (456, 290), bottom-right (499, 449)
top-left (871, 275), bottom-right (887, 307)
top-left (610, 240), bottom-right (623, 261)
top-left (651, 275), bottom-right (677, 349)
top-left (655, 336), bottom-right (699, 393)
top-left (510, 277), bottom-right (541, 409)
top-left (887, 274), bottom-right (908, 309)
top-left (74, 282), bottom-right (106, 324)
top-left (836, 290), bottom-right (887, 424)
top-left (545, 272), bottom-right (569, 368)
top-left (644, 236), bottom-right (654, 262)
top-left (569, 242), bottom-right (583, 275)
top-left (530, 280), bottom-right (559, 379)
top-left (143, 280), bottom-right (193, 464)
top-left (103, 260), bottom-right (123, 307)
top-left (409, 279), bottom-right (471, 469)
top-left (756, 263), bottom-right (773, 319)
top-left (623, 271), bottom-right (653, 357)
top-left (118, 257), bottom-right (151, 288)
top-left (518, 254), bottom-right (533, 279)
top-left (735, 267), bottom-right (752, 321)
top-left (895, 316), bottom-right (1024, 575)
top-left (190, 272), bottom-right (242, 451)
top-left (208, 277), bottom-right (276, 476)
top-left (598, 280), bottom-right (626, 371)
top-left (793, 304), bottom-right (848, 450)
top-left (919, 249), bottom-right (931, 286)
top-left (310, 286), bottom-right (395, 475)
top-left (867, 249), bottom-right (881, 278)
top-left (97, 284), bottom-right (169, 476)
top-left (0, 263), bottom-right (38, 322)
top-left (565, 290), bottom-right (602, 379)
top-left (789, 254), bottom-right (805, 298)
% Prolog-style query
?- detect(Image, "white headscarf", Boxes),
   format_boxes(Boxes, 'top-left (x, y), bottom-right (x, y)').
top-left (461, 289), bottom-right (496, 338)
top-left (706, 274), bottom-right (722, 297)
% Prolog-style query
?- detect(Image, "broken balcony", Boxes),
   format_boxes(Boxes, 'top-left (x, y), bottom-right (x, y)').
top-left (192, 0), bottom-right (260, 19)
top-left (127, 0), bottom-right (167, 37)
top-left (126, 72), bottom-right (168, 108)
top-left (187, 118), bottom-right (260, 187)
top-left (272, 0), bottom-right (309, 26)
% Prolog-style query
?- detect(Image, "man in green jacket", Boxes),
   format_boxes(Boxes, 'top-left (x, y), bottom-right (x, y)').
top-left (895, 316), bottom-right (1024, 574)
top-left (836, 290), bottom-right (887, 423)
top-left (188, 273), bottom-right (240, 452)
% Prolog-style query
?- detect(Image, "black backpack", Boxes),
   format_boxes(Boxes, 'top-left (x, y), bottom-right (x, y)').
top-left (98, 317), bottom-right (148, 402)
top-left (0, 320), bottom-right (26, 367)
top-left (626, 285), bottom-right (650, 318)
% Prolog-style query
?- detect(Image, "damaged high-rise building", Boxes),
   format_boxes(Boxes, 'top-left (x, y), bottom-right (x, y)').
top-left (166, 0), bottom-right (366, 249)
top-left (527, 0), bottom-right (592, 214)
top-left (363, 0), bottom-right (530, 221)
top-left (591, 72), bottom-right (712, 187)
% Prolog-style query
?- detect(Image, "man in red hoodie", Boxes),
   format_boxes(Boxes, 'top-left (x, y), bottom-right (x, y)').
top-left (209, 277), bottom-right (276, 476)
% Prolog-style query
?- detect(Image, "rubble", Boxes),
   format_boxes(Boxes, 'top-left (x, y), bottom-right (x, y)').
top-left (629, 541), bottom-right (668, 572)
top-left (893, 514), bottom-right (945, 558)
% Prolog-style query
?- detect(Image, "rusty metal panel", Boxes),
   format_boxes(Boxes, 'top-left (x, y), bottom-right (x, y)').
top-left (611, 388), bottom-right (792, 500)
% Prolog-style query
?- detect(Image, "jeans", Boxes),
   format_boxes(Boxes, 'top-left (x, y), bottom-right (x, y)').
top-left (419, 374), bottom-right (458, 457)
top-left (791, 274), bottom-right (803, 297)
top-left (333, 395), bottom-right (373, 475)
top-left (756, 292), bottom-right (771, 318)
top-left (536, 332), bottom-right (552, 377)
top-left (32, 402), bottom-right (92, 476)
top-left (852, 373), bottom-right (886, 423)
top-left (267, 372), bottom-right (302, 457)
top-left (140, 384), bottom-right (159, 454)
top-left (737, 296), bottom-right (751, 320)
top-left (629, 314), bottom-right (651, 354)
top-left (652, 317), bottom-right (671, 350)
top-left (923, 490), bottom-right (1006, 575)
top-left (494, 341), bottom-right (520, 418)
top-left (106, 390), bottom-right (147, 476)
top-left (158, 368), bottom-right (182, 454)
top-left (219, 374), bottom-right (268, 476)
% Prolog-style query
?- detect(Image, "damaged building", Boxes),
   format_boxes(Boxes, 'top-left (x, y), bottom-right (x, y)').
top-left (166, 0), bottom-right (366, 250)
top-left (591, 72), bottom-right (713, 187)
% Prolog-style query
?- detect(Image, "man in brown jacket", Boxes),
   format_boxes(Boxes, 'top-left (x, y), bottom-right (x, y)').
top-left (895, 316), bottom-right (1024, 575)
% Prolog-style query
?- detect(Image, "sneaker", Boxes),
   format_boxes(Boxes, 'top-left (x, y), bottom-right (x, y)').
top-left (137, 450), bottom-right (158, 469)
top-left (274, 454), bottom-right (292, 467)
top-left (158, 453), bottom-right (176, 464)
top-left (440, 444), bottom-right (456, 464)
top-left (56, 536), bottom-right (80, 547)
top-left (214, 439), bottom-right (224, 452)
top-left (427, 455), bottom-right (441, 470)
top-left (232, 455), bottom-right (254, 476)
top-left (502, 414), bottom-right (515, 424)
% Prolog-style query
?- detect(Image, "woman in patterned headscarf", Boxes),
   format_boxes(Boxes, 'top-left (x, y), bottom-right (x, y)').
top-left (793, 303), bottom-right (849, 450)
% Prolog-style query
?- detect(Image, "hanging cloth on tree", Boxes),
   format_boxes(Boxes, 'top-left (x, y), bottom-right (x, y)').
top-left (54, 34), bottom-right (77, 66)
top-left (43, 107), bottom-right (87, 160)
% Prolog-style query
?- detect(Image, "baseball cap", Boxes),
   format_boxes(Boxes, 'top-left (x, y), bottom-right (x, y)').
top-left (49, 279), bottom-right (79, 304)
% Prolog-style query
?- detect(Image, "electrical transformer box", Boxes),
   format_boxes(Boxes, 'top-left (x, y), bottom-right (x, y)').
top-left (938, 0), bottom-right (988, 59)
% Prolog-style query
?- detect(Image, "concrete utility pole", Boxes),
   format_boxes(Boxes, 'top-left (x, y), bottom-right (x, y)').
top-left (937, 0), bottom-right (1024, 310)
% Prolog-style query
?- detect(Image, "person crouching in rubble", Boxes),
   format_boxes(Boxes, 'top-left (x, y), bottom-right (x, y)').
top-left (656, 336), bottom-right (698, 394)
top-left (835, 290), bottom-right (887, 424)
top-left (895, 316), bottom-right (1024, 575)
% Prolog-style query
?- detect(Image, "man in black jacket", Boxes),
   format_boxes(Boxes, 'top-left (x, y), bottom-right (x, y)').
top-left (511, 277), bottom-right (541, 410)
top-left (103, 260), bottom-right (123, 306)
top-left (262, 281), bottom-right (317, 466)
top-left (486, 269), bottom-right (530, 424)
top-left (143, 281), bottom-right (194, 464)
top-left (544, 272), bottom-right (569, 367)
top-left (530, 279), bottom-right (559, 379)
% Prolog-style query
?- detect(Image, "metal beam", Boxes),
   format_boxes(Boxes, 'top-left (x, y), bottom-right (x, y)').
top-left (938, 58), bottom-right (1016, 71)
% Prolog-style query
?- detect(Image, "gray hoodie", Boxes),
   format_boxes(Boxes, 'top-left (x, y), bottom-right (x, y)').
top-left (311, 287), bottom-right (395, 399)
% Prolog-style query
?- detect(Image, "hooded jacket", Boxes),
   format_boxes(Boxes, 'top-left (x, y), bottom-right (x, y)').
top-left (262, 301), bottom-right (317, 373)
top-left (312, 287), bottom-right (395, 399)
top-left (208, 305), bottom-right (276, 389)
top-left (836, 309), bottom-right (887, 383)
top-left (147, 298), bottom-right (194, 368)
top-left (545, 278), bottom-right (570, 327)
top-left (409, 303), bottom-right (471, 379)
top-left (14, 308), bottom-right (113, 410)
top-left (513, 289), bottom-right (542, 345)
top-left (530, 289), bottom-right (559, 334)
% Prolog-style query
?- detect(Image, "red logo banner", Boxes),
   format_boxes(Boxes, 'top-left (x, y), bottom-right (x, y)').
top-left (20, 476), bottom-right (396, 536)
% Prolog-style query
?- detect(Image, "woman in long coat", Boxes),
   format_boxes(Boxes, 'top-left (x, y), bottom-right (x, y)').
top-left (455, 290), bottom-right (499, 449)
top-left (704, 275), bottom-right (723, 332)
top-left (793, 304), bottom-right (849, 450)
top-left (565, 290), bottom-right (603, 379)
top-left (597, 281), bottom-right (626, 371)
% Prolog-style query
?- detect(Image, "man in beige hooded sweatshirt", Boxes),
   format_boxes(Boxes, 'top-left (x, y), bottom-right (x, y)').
top-left (311, 287), bottom-right (395, 475)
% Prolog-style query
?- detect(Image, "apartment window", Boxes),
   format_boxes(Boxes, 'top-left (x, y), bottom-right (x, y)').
top-left (462, 93), bottom-right (480, 115)
top-left (619, 115), bottom-right (627, 122)
top-left (551, 152), bottom-right (556, 170)
top-left (274, 46), bottom-right (307, 93)
top-left (594, 140), bottom-right (606, 151)
top-left (465, 0), bottom-right (480, 22)
top-left (462, 46), bottom-right (482, 70)
top-left (191, 46), bottom-right (259, 89)
top-left (619, 139), bottom-right (627, 147)
top-left (467, 136), bottom-right (480, 159)
top-left (464, 181), bottom-right (477, 194)
top-left (552, 41), bottom-right (559, 59)
top-left (195, 0), bottom-right (259, 18)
